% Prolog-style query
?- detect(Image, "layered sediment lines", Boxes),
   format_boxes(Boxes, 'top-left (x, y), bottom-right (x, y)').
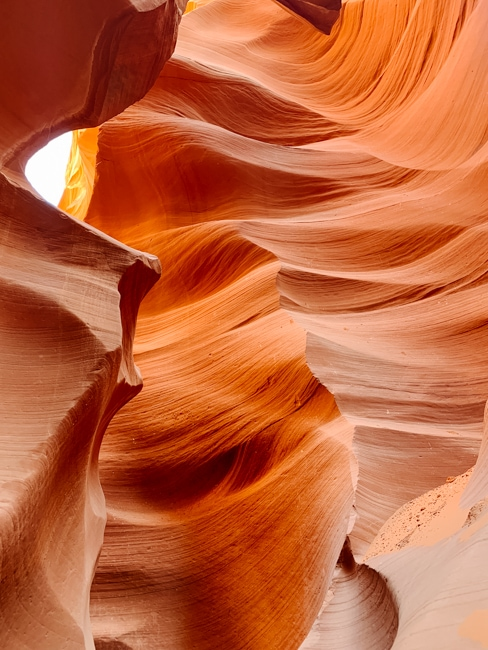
top-left (85, 117), bottom-right (355, 650)
top-left (8, 0), bottom-right (487, 647)
top-left (177, 0), bottom-right (487, 555)
top-left (59, 0), bottom-right (488, 647)
top-left (0, 1), bottom-right (184, 648)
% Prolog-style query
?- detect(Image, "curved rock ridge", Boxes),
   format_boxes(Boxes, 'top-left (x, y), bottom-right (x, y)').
top-left (174, 0), bottom-right (486, 553)
top-left (0, 178), bottom-right (159, 650)
top-left (48, 0), bottom-right (488, 647)
top-left (300, 538), bottom-right (398, 650)
top-left (1, 0), bottom-right (186, 168)
top-left (85, 158), bottom-right (356, 649)
top-left (0, 1), bottom-right (185, 648)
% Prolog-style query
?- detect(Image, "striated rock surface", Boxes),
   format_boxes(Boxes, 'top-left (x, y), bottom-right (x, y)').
top-left (301, 538), bottom-right (398, 650)
top-left (177, 0), bottom-right (486, 554)
top-left (4, 0), bottom-right (488, 648)
top-left (74, 0), bottom-right (486, 647)
top-left (84, 117), bottom-right (356, 650)
top-left (0, 1), bottom-right (185, 649)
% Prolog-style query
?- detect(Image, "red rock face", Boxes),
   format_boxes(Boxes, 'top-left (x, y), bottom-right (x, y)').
top-left (4, 0), bottom-right (488, 649)
top-left (0, 1), bottom-right (184, 649)
top-left (85, 88), bottom-right (355, 650)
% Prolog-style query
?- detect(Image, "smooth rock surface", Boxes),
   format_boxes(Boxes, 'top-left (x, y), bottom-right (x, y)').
top-left (0, 1), bottom-right (184, 648)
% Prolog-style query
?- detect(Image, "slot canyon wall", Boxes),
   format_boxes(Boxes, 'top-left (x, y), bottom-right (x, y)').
top-left (2, 0), bottom-right (488, 648)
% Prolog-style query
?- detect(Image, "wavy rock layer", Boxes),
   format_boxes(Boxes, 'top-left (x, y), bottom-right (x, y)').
top-left (56, 0), bottom-right (488, 648)
top-left (86, 147), bottom-right (355, 650)
top-left (0, 1), bottom-right (184, 648)
top-left (300, 538), bottom-right (398, 650)
top-left (175, 0), bottom-right (486, 552)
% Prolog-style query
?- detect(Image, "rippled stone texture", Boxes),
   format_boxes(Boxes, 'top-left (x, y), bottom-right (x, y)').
top-left (6, 0), bottom-right (488, 648)
top-left (83, 91), bottom-right (356, 650)
top-left (0, 1), bottom-right (184, 648)
top-left (79, 1), bottom-right (487, 647)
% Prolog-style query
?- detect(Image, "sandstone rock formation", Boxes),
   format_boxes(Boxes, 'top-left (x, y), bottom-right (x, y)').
top-left (0, 1), bottom-right (185, 649)
top-left (4, 0), bottom-right (488, 648)
top-left (273, 0), bottom-right (341, 34)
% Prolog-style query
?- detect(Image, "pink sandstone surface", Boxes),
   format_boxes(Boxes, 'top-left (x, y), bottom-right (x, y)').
top-left (0, 1), bottom-right (184, 648)
top-left (3, 0), bottom-right (488, 648)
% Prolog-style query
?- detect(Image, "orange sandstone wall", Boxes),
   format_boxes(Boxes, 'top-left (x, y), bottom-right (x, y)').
top-left (81, 1), bottom-right (488, 647)
top-left (84, 68), bottom-right (355, 650)
top-left (3, 0), bottom-right (488, 649)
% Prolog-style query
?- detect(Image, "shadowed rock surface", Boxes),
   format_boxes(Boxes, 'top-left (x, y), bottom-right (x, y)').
top-left (273, 0), bottom-right (342, 34)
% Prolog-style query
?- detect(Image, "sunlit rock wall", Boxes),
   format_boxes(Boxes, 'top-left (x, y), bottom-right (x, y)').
top-left (4, 0), bottom-right (488, 649)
